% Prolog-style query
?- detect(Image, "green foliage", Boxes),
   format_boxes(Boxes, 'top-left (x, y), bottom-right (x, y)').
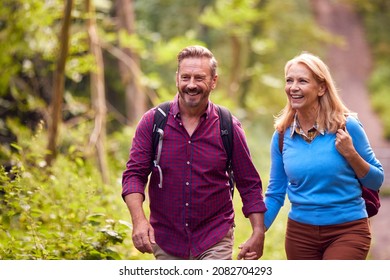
top-left (0, 111), bottom-right (290, 260)
top-left (0, 124), bottom-right (132, 260)
top-left (200, 0), bottom-right (263, 35)
top-left (369, 64), bottom-right (390, 140)
top-left (197, 0), bottom-right (332, 116)
top-left (134, 0), bottom-right (212, 40)
top-left (0, 0), bottom-right (61, 95)
top-left (350, 0), bottom-right (390, 139)
top-left (2, 0), bottom-right (387, 261)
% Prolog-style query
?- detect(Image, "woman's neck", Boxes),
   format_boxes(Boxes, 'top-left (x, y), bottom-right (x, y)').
top-left (297, 108), bottom-right (319, 133)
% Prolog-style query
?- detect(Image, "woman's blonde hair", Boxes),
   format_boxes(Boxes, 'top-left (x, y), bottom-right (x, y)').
top-left (274, 52), bottom-right (353, 133)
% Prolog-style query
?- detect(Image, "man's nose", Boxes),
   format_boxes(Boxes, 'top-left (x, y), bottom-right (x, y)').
top-left (187, 77), bottom-right (197, 88)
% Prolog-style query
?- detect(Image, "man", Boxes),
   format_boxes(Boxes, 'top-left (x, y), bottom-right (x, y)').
top-left (122, 45), bottom-right (266, 260)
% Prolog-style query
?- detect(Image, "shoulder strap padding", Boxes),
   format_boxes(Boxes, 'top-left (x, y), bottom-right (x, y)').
top-left (152, 101), bottom-right (171, 158)
top-left (217, 105), bottom-right (234, 195)
top-left (278, 131), bottom-right (284, 153)
top-left (217, 105), bottom-right (233, 163)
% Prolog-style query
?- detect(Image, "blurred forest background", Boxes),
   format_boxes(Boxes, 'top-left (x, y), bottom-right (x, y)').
top-left (1, 0), bottom-right (389, 260)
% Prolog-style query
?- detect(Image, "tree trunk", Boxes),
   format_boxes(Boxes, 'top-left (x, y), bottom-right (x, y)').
top-left (115, 0), bottom-right (146, 125)
top-left (46, 0), bottom-right (73, 165)
top-left (86, 0), bottom-right (109, 184)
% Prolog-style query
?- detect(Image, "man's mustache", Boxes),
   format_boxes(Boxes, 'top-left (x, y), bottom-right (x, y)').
top-left (183, 87), bottom-right (202, 95)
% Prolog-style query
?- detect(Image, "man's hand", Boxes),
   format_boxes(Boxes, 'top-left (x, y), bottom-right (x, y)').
top-left (237, 213), bottom-right (265, 260)
top-left (132, 218), bottom-right (155, 254)
top-left (237, 230), bottom-right (265, 260)
top-left (125, 193), bottom-right (155, 254)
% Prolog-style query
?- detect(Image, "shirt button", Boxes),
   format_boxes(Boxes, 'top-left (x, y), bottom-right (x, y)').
top-left (185, 223), bottom-right (188, 227)
top-left (186, 182), bottom-right (189, 186)
top-left (187, 161), bottom-right (190, 165)
top-left (188, 140), bottom-right (191, 144)
top-left (185, 203), bottom-right (189, 206)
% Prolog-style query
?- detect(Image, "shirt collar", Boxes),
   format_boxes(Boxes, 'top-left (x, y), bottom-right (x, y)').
top-left (290, 113), bottom-right (325, 138)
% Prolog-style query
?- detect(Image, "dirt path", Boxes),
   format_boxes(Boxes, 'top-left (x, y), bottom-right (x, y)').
top-left (370, 197), bottom-right (390, 259)
top-left (311, 0), bottom-right (390, 260)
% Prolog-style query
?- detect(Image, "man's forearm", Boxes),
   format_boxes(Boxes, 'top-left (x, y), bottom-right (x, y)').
top-left (125, 193), bottom-right (146, 224)
top-left (248, 212), bottom-right (265, 234)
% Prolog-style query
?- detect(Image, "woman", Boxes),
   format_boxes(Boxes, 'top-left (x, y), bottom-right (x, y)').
top-left (264, 52), bottom-right (384, 259)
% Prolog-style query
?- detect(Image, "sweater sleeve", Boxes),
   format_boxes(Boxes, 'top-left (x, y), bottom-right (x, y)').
top-left (346, 116), bottom-right (384, 190)
top-left (264, 131), bottom-right (289, 230)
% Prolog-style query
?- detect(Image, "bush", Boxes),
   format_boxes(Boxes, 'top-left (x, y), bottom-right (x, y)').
top-left (0, 120), bottom-right (134, 259)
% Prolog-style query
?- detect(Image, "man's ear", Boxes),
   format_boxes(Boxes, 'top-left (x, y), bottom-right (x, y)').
top-left (211, 74), bottom-right (218, 90)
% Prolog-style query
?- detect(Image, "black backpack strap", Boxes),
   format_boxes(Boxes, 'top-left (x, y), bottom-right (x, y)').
top-left (278, 131), bottom-right (284, 153)
top-left (152, 101), bottom-right (171, 188)
top-left (217, 105), bottom-right (234, 196)
top-left (152, 101), bottom-right (171, 158)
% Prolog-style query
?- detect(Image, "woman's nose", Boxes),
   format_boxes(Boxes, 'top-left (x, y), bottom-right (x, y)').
top-left (290, 82), bottom-right (299, 91)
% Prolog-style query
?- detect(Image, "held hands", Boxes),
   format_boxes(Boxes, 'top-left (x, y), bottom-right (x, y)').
top-left (132, 218), bottom-right (155, 254)
top-left (237, 230), bottom-right (265, 260)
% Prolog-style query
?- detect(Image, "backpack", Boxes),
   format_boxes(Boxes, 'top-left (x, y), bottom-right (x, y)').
top-left (278, 131), bottom-right (380, 218)
top-left (152, 101), bottom-right (235, 195)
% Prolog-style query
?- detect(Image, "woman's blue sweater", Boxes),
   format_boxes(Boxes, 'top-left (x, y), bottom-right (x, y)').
top-left (264, 116), bottom-right (384, 229)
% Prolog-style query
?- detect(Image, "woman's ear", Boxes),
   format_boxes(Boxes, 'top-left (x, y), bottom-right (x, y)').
top-left (318, 82), bottom-right (326, 97)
